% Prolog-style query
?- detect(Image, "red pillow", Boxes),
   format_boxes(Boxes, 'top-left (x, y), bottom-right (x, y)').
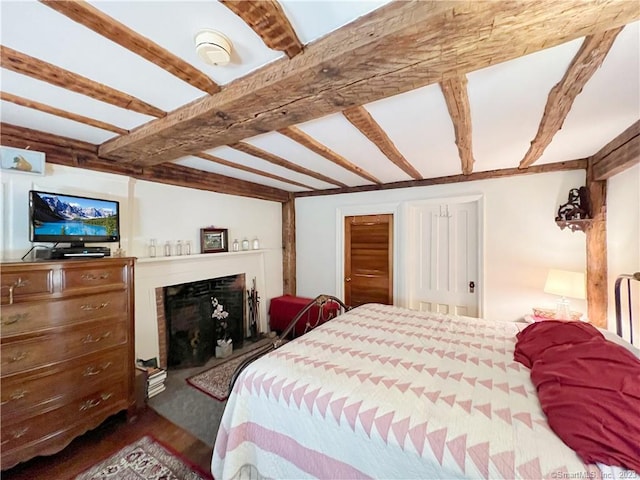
top-left (530, 338), bottom-right (640, 473)
top-left (514, 322), bottom-right (640, 473)
top-left (513, 321), bottom-right (604, 368)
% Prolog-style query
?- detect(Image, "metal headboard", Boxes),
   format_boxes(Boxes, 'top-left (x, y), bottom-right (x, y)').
top-left (614, 272), bottom-right (640, 344)
top-left (228, 294), bottom-right (350, 394)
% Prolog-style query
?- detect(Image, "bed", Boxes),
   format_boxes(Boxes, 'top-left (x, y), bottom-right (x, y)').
top-left (213, 287), bottom-right (639, 479)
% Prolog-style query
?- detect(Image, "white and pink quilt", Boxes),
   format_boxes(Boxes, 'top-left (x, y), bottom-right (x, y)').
top-left (212, 304), bottom-right (598, 479)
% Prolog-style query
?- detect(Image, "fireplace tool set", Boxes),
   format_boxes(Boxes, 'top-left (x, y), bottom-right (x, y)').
top-left (247, 277), bottom-right (260, 341)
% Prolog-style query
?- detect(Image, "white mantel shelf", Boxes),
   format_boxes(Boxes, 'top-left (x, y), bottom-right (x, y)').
top-left (136, 249), bottom-right (265, 264)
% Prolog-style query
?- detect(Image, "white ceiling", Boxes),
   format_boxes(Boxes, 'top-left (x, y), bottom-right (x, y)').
top-left (1, 1), bottom-right (638, 194)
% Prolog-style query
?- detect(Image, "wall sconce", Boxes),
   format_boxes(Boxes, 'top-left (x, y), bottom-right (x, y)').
top-left (555, 186), bottom-right (591, 232)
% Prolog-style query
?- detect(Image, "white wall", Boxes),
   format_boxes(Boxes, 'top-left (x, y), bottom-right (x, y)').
top-left (607, 163), bottom-right (640, 336)
top-left (296, 170), bottom-right (589, 322)
top-left (1, 163), bottom-right (284, 358)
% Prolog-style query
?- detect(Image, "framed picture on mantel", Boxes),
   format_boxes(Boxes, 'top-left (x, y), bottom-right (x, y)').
top-left (200, 228), bottom-right (228, 253)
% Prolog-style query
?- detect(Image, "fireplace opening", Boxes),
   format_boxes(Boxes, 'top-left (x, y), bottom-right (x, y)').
top-left (164, 274), bottom-right (245, 369)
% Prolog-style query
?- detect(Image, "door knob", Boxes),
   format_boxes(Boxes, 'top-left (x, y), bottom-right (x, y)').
top-left (469, 281), bottom-right (475, 293)
top-left (345, 277), bottom-right (352, 282)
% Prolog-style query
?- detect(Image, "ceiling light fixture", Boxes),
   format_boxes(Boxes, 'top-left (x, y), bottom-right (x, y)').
top-left (194, 29), bottom-right (232, 66)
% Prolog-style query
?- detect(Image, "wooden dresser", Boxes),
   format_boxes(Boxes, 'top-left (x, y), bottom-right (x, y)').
top-left (0, 257), bottom-right (135, 470)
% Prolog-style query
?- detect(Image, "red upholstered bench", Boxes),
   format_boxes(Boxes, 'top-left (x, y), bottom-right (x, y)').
top-left (269, 294), bottom-right (339, 337)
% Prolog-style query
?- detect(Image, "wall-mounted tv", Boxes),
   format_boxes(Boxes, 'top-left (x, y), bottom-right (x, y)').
top-left (29, 190), bottom-right (120, 247)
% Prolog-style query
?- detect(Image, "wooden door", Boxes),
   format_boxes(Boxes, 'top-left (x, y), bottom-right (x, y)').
top-left (409, 201), bottom-right (479, 317)
top-left (344, 214), bottom-right (393, 307)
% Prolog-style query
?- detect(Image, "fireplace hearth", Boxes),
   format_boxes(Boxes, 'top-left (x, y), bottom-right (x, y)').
top-left (164, 274), bottom-right (245, 368)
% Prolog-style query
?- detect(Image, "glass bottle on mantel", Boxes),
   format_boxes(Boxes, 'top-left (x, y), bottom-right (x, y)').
top-left (184, 240), bottom-right (192, 255)
top-left (148, 239), bottom-right (157, 258)
top-left (241, 238), bottom-right (250, 251)
top-left (164, 240), bottom-right (172, 257)
top-left (175, 240), bottom-right (183, 256)
top-left (252, 237), bottom-right (260, 250)
top-left (232, 239), bottom-right (239, 252)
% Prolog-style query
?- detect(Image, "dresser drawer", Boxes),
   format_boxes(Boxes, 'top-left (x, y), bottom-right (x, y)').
top-left (1, 347), bottom-right (129, 420)
top-left (1, 378), bottom-right (127, 455)
top-left (1, 320), bottom-right (128, 376)
top-left (61, 263), bottom-right (128, 293)
top-left (1, 290), bottom-right (128, 338)
top-left (0, 268), bottom-right (54, 304)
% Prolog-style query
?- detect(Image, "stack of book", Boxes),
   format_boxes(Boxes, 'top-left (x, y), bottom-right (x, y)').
top-left (136, 358), bottom-right (167, 399)
top-left (146, 367), bottom-right (167, 398)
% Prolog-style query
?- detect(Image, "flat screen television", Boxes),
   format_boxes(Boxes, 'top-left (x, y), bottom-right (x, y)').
top-left (29, 190), bottom-right (120, 247)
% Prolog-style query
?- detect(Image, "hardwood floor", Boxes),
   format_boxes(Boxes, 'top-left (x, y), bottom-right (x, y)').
top-left (2, 408), bottom-right (213, 480)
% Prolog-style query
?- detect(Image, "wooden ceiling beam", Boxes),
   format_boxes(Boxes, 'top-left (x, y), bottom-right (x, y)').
top-left (590, 120), bottom-right (640, 181)
top-left (0, 123), bottom-right (288, 202)
top-left (519, 27), bottom-right (623, 169)
top-left (278, 126), bottom-right (380, 184)
top-left (196, 151), bottom-right (314, 190)
top-left (0, 46), bottom-right (165, 118)
top-left (0, 91), bottom-right (128, 135)
top-left (220, 0), bottom-right (303, 59)
top-left (343, 106), bottom-right (422, 180)
top-left (1, 123), bottom-right (100, 154)
top-left (440, 75), bottom-right (474, 175)
top-left (40, 0), bottom-right (220, 95)
top-left (229, 142), bottom-right (347, 188)
top-left (294, 159), bottom-right (588, 198)
top-left (0, 124), bottom-right (141, 177)
top-left (98, 1), bottom-right (639, 164)
top-left (142, 163), bottom-right (289, 202)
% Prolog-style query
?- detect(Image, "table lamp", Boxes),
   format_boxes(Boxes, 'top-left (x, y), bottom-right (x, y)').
top-left (543, 269), bottom-right (586, 320)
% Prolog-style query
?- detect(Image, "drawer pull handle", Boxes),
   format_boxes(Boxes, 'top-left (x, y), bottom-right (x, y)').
top-left (14, 278), bottom-right (30, 288)
top-left (1, 390), bottom-right (28, 405)
top-left (80, 393), bottom-right (113, 411)
top-left (81, 302), bottom-right (109, 311)
top-left (79, 399), bottom-right (101, 411)
top-left (81, 331), bottom-right (111, 344)
top-left (1, 278), bottom-right (30, 305)
top-left (2, 313), bottom-right (30, 325)
top-left (1, 427), bottom-right (29, 442)
top-left (81, 273), bottom-right (110, 281)
top-left (0, 427), bottom-right (30, 444)
top-left (11, 389), bottom-right (28, 400)
top-left (9, 352), bottom-right (28, 363)
top-left (83, 362), bottom-right (112, 376)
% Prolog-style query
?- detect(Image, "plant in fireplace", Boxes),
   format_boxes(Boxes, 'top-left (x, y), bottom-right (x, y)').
top-left (212, 297), bottom-right (232, 358)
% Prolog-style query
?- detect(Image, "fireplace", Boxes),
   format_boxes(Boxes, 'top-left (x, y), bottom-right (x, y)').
top-left (164, 274), bottom-right (245, 368)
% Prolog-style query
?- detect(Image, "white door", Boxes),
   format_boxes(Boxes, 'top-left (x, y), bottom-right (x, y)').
top-left (408, 200), bottom-right (480, 317)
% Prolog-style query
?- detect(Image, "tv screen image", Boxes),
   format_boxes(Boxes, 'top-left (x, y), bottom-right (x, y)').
top-left (29, 190), bottom-right (120, 245)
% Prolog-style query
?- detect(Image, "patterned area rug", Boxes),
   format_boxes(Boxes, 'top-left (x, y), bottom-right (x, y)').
top-left (75, 435), bottom-right (212, 480)
top-left (187, 339), bottom-right (273, 401)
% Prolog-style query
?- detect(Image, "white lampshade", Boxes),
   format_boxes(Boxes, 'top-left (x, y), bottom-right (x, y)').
top-left (544, 269), bottom-right (586, 299)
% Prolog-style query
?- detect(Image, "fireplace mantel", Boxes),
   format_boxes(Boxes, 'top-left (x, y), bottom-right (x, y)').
top-left (137, 249), bottom-right (265, 264)
top-left (134, 249), bottom-right (269, 361)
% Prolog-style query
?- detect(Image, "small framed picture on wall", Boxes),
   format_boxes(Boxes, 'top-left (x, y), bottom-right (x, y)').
top-left (0, 147), bottom-right (46, 175)
top-left (200, 228), bottom-right (228, 253)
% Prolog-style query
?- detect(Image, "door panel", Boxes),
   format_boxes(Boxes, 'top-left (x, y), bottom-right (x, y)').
top-left (345, 214), bottom-right (393, 307)
top-left (410, 201), bottom-right (478, 317)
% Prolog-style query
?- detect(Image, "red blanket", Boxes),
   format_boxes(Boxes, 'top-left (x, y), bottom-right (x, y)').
top-left (515, 322), bottom-right (640, 473)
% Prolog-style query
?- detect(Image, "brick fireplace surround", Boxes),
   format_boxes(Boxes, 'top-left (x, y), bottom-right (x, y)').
top-left (134, 251), bottom-right (269, 368)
